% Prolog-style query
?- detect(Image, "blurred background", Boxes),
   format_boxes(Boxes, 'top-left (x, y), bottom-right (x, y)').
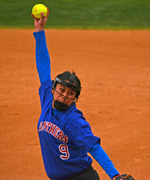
top-left (0, 0), bottom-right (150, 29)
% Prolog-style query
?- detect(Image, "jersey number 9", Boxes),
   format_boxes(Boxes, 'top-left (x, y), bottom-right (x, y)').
top-left (59, 144), bottom-right (70, 160)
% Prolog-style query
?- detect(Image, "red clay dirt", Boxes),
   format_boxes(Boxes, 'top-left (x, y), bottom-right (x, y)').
top-left (0, 29), bottom-right (150, 180)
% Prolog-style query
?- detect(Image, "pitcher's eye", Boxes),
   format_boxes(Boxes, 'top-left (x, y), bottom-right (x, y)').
top-left (68, 92), bottom-right (74, 96)
top-left (60, 88), bottom-right (65, 92)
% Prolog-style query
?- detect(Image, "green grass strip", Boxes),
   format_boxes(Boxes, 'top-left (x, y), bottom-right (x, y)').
top-left (0, 0), bottom-right (150, 29)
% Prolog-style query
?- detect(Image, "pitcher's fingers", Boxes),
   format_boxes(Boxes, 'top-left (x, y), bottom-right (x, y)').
top-left (46, 8), bottom-right (50, 18)
top-left (41, 12), bottom-right (45, 19)
top-left (31, 13), bottom-right (36, 19)
top-left (31, 13), bottom-right (39, 21)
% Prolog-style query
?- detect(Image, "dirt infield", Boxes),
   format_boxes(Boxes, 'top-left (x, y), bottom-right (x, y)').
top-left (0, 29), bottom-right (150, 180)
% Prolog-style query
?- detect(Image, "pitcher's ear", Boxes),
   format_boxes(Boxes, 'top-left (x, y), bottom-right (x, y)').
top-left (51, 88), bottom-right (54, 94)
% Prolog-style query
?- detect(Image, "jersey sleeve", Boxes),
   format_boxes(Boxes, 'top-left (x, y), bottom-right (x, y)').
top-left (89, 143), bottom-right (119, 179)
top-left (39, 80), bottom-right (53, 111)
top-left (66, 113), bottom-right (100, 152)
top-left (33, 30), bottom-right (51, 84)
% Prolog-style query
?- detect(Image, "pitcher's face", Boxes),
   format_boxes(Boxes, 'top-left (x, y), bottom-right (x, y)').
top-left (52, 83), bottom-right (77, 108)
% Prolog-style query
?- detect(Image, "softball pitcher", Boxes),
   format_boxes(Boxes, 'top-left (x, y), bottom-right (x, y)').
top-left (32, 8), bottom-right (134, 180)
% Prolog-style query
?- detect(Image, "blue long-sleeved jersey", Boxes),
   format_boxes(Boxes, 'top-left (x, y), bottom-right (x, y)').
top-left (33, 30), bottom-right (119, 180)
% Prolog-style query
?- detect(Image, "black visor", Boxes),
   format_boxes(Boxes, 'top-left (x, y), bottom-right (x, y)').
top-left (54, 77), bottom-right (82, 91)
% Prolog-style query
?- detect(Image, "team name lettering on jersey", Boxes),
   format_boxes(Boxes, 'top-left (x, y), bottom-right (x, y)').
top-left (38, 121), bottom-right (68, 143)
